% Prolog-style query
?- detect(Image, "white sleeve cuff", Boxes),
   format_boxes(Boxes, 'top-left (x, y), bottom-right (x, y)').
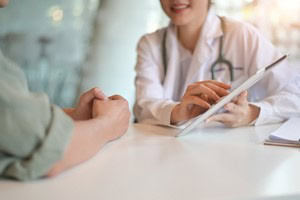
top-left (159, 101), bottom-right (180, 126)
top-left (159, 102), bottom-right (192, 129)
top-left (249, 102), bottom-right (275, 126)
top-left (139, 101), bottom-right (181, 128)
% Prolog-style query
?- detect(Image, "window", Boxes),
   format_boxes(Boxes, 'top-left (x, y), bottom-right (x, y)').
top-left (0, 0), bottom-right (99, 107)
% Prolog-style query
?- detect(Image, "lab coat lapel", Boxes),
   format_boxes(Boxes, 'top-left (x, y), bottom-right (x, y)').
top-left (163, 25), bottom-right (181, 99)
top-left (182, 35), bottom-right (211, 89)
top-left (183, 10), bottom-right (224, 90)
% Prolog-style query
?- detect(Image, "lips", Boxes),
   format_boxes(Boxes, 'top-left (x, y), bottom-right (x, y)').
top-left (171, 3), bottom-right (190, 13)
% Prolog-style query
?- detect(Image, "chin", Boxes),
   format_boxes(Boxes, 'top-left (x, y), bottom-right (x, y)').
top-left (171, 18), bottom-right (190, 26)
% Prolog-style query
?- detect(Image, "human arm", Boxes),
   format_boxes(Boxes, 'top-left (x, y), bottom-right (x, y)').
top-left (239, 23), bottom-right (300, 126)
top-left (0, 70), bottom-right (129, 181)
top-left (135, 33), bottom-right (231, 126)
top-left (206, 91), bottom-right (261, 127)
top-left (0, 50), bottom-right (130, 180)
top-left (46, 120), bottom-right (112, 177)
top-left (134, 34), bottom-right (186, 126)
top-left (47, 95), bottom-right (131, 177)
top-left (170, 80), bottom-right (231, 125)
top-left (205, 76), bottom-right (300, 127)
top-left (206, 23), bottom-right (300, 127)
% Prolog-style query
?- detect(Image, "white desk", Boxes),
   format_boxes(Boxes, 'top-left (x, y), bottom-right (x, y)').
top-left (1, 123), bottom-right (300, 200)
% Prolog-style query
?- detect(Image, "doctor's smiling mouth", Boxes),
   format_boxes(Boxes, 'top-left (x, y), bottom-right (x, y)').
top-left (160, 0), bottom-right (210, 27)
top-left (161, 0), bottom-right (211, 14)
top-left (170, 1), bottom-right (191, 14)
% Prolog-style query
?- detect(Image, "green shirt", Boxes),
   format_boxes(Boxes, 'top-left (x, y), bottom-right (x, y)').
top-left (0, 51), bottom-right (74, 181)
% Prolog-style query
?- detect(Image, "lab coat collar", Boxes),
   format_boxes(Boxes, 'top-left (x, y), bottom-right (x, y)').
top-left (203, 8), bottom-right (224, 40)
top-left (163, 24), bottom-right (181, 99)
top-left (181, 8), bottom-right (223, 89)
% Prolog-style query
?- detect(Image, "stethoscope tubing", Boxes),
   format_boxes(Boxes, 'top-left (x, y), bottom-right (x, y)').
top-left (162, 16), bottom-right (234, 84)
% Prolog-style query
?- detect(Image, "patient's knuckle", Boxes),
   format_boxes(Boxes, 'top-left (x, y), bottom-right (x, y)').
top-left (91, 87), bottom-right (98, 93)
top-left (124, 99), bottom-right (129, 105)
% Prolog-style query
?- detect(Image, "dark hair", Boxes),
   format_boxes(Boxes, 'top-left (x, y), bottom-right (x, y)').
top-left (208, 0), bottom-right (212, 9)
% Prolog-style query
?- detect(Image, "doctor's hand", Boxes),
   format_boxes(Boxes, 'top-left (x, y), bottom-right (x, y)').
top-left (170, 80), bottom-right (231, 125)
top-left (92, 95), bottom-right (131, 142)
top-left (206, 91), bottom-right (260, 128)
top-left (64, 87), bottom-right (107, 121)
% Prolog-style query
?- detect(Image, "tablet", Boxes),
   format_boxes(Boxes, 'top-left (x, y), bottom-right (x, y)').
top-left (176, 55), bottom-right (288, 137)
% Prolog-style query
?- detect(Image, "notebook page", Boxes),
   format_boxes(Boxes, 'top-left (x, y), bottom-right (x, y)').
top-left (269, 118), bottom-right (300, 143)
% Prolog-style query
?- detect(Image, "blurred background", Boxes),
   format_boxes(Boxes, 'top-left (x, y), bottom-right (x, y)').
top-left (0, 0), bottom-right (299, 109)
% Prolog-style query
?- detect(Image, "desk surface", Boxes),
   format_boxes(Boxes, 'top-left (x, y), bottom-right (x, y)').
top-left (1, 123), bottom-right (300, 200)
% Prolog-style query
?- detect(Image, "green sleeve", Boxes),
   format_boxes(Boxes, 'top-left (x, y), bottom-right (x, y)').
top-left (0, 51), bottom-right (74, 181)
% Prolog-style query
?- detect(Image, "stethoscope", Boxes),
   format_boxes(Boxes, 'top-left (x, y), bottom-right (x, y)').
top-left (162, 17), bottom-right (234, 83)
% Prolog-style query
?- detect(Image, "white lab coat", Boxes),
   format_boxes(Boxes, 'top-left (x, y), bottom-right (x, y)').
top-left (134, 9), bottom-right (300, 127)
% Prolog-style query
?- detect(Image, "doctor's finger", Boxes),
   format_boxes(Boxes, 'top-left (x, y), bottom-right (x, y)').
top-left (231, 92), bottom-right (246, 104)
top-left (203, 82), bottom-right (230, 97)
top-left (186, 83), bottom-right (200, 91)
top-left (237, 91), bottom-right (248, 107)
top-left (199, 94), bottom-right (217, 106)
top-left (200, 94), bottom-right (209, 102)
top-left (206, 113), bottom-right (236, 124)
top-left (204, 80), bottom-right (231, 90)
top-left (224, 102), bottom-right (243, 114)
top-left (183, 96), bottom-right (211, 109)
top-left (188, 84), bottom-right (220, 102)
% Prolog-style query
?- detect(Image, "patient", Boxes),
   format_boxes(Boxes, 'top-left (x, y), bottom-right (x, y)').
top-left (0, 0), bottom-right (130, 181)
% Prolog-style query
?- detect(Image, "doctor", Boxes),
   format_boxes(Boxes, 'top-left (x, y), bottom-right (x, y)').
top-left (134, 0), bottom-right (300, 127)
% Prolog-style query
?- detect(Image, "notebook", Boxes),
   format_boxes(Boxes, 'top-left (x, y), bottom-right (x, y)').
top-left (264, 117), bottom-right (300, 148)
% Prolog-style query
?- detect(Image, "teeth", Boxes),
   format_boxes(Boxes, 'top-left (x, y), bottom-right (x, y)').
top-left (172, 5), bottom-right (188, 10)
